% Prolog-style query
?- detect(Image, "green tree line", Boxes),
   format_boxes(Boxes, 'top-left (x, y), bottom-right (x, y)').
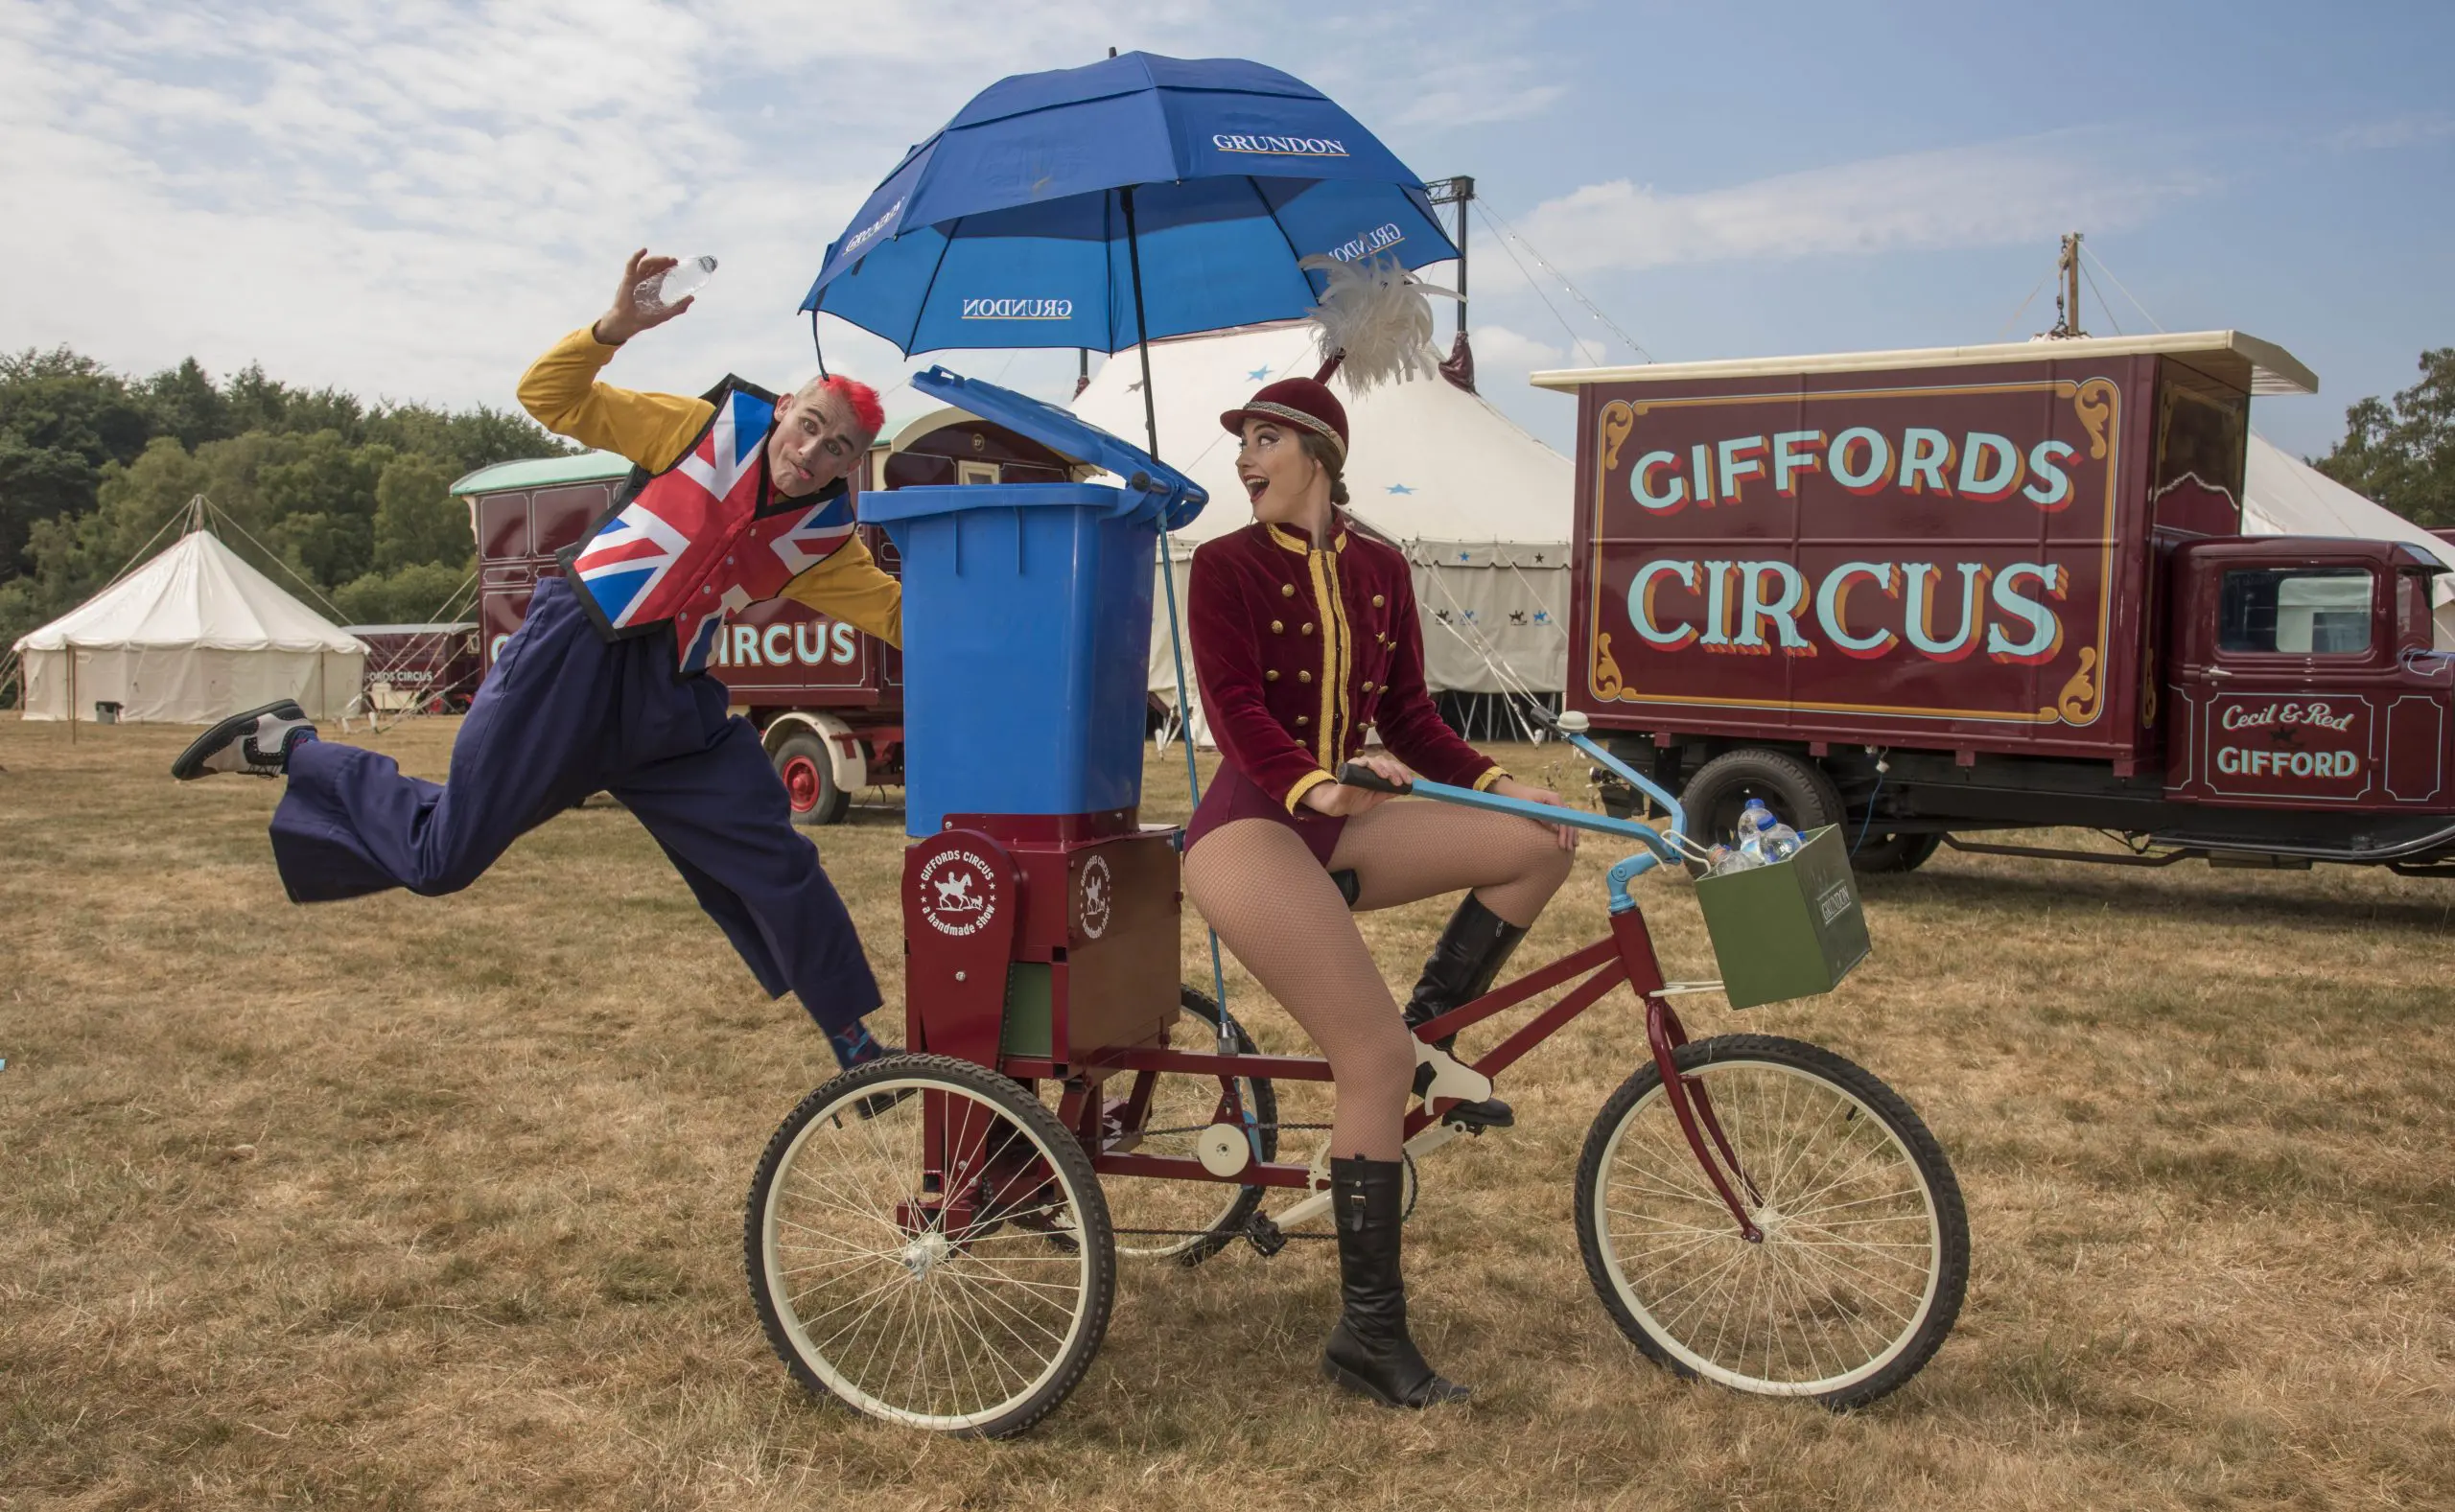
top-left (2313, 347), bottom-right (2455, 528)
top-left (1, 346), bottom-right (571, 701)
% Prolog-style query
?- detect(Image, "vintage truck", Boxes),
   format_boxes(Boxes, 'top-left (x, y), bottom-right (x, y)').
top-left (449, 399), bottom-right (1078, 824)
top-left (1538, 332), bottom-right (2455, 875)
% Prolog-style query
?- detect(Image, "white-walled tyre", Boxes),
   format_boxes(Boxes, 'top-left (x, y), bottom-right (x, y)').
top-left (746, 1054), bottom-right (1113, 1437)
top-left (1576, 1035), bottom-right (1967, 1408)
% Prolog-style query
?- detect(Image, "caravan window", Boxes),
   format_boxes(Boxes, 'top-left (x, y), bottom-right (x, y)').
top-left (2219, 567), bottom-right (2373, 655)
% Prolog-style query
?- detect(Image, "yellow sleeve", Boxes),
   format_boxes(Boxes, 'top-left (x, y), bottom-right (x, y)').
top-left (516, 327), bottom-right (713, 473)
top-left (780, 535), bottom-right (903, 649)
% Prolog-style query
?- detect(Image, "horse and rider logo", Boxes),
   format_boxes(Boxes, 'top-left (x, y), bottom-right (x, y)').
top-left (917, 849), bottom-right (996, 937)
top-left (1077, 854), bottom-right (1112, 941)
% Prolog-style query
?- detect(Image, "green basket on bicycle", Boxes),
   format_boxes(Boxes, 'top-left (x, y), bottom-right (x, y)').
top-left (1694, 825), bottom-right (1871, 1009)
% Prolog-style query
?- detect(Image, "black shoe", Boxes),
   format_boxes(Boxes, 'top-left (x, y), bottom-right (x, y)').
top-left (170, 701), bottom-right (316, 779)
top-left (1321, 1155), bottom-right (1470, 1409)
top-left (849, 1054), bottom-right (915, 1121)
top-left (1403, 896), bottom-right (1528, 1128)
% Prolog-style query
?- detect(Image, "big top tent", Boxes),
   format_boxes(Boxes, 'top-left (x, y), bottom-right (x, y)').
top-left (2242, 433), bottom-right (2455, 646)
top-left (1071, 322), bottom-right (1575, 703)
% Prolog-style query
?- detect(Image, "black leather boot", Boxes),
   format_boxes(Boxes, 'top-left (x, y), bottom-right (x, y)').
top-left (1403, 896), bottom-right (1527, 1128)
top-left (1321, 1155), bottom-right (1470, 1408)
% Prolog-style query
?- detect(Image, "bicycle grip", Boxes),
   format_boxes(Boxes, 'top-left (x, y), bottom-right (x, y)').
top-left (1336, 762), bottom-right (1413, 795)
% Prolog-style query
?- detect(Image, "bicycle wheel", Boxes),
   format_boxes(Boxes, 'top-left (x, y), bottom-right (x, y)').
top-left (746, 1054), bottom-right (1114, 1437)
top-left (1101, 988), bottom-right (1280, 1265)
top-left (1576, 1035), bottom-right (1967, 1408)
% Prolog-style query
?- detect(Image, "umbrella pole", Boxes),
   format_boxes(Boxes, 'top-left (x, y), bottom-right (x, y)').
top-left (1121, 186), bottom-right (1239, 1059)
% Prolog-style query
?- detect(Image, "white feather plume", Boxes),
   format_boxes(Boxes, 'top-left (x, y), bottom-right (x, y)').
top-left (1299, 252), bottom-right (1459, 394)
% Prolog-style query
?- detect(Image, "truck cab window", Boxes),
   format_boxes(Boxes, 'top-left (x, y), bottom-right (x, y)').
top-left (2218, 567), bottom-right (2373, 655)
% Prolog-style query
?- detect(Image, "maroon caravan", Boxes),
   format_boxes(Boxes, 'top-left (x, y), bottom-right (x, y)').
top-left (1541, 332), bottom-right (2455, 876)
top-left (449, 402), bottom-right (1079, 825)
top-left (341, 621), bottom-right (481, 714)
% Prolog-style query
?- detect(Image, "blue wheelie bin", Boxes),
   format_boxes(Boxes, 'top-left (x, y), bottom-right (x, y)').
top-left (858, 366), bottom-right (1207, 836)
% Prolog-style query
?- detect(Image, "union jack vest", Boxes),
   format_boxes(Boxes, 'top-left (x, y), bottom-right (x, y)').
top-left (559, 378), bottom-right (858, 675)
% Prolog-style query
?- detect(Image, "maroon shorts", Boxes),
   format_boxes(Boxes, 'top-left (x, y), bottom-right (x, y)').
top-left (1182, 762), bottom-right (1345, 869)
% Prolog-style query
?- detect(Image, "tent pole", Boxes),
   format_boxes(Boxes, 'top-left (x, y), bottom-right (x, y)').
top-left (68, 645), bottom-right (77, 743)
top-left (1122, 184), bottom-right (1238, 1060)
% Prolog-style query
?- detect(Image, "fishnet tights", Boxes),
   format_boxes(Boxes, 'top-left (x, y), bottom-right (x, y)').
top-left (1182, 802), bottom-right (1574, 1160)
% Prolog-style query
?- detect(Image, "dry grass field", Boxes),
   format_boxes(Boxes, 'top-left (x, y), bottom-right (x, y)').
top-left (4, 711), bottom-right (2452, 1511)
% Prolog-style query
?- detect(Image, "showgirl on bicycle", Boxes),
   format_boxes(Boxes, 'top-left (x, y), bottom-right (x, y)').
top-left (1181, 351), bottom-right (1580, 1410)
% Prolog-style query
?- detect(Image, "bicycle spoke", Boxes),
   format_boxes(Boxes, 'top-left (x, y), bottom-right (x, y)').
top-left (1588, 1052), bottom-right (1953, 1399)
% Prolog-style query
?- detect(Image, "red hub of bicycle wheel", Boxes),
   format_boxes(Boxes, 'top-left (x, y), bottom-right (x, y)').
top-left (781, 755), bottom-right (823, 812)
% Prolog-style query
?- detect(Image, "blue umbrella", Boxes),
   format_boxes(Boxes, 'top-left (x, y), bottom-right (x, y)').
top-left (800, 52), bottom-right (1458, 361)
top-left (804, 54), bottom-right (1455, 1051)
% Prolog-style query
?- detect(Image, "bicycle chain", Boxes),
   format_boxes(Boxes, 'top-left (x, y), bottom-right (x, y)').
top-left (1102, 1130), bottom-right (1412, 1247)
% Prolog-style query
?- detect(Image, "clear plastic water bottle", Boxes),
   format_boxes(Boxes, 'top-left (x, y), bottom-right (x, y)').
top-left (1737, 798), bottom-right (1802, 864)
top-left (1703, 842), bottom-right (1759, 878)
top-left (634, 255), bottom-right (717, 314)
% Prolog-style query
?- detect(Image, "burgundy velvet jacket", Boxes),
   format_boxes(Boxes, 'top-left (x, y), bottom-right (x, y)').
top-left (1188, 517), bottom-right (1503, 813)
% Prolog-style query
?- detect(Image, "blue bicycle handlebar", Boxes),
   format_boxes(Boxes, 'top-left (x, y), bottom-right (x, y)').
top-left (1335, 721), bottom-right (1691, 914)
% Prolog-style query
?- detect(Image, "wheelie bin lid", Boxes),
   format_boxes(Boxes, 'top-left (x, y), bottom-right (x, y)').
top-left (862, 365), bottom-right (1207, 531)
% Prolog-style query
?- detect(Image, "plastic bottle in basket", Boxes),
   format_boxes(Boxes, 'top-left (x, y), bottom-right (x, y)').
top-left (1737, 798), bottom-right (1802, 864)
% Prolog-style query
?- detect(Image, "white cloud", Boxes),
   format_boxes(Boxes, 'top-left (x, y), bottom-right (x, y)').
top-left (1517, 132), bottom-right (2208, 276)
top-left (1465, 321), bottom-right (1572, 380)
top-left (2330, 113), bottom-right (2455, 151)
top-left (0, 0), bottom-right (1564, 413)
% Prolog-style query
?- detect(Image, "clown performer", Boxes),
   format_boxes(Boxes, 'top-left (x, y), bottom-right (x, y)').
top-left (173, 250), bottom-right (902, 1075)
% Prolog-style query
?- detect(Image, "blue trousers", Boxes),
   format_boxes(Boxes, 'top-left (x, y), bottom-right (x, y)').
top-left (269, 576), bottom-right (880, 1034)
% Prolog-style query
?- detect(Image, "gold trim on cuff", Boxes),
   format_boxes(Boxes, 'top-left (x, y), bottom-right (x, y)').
top-left (1472, 767), bottom-right (1509, 793)
top-left (1284, 768), bottom-right (1337, 814)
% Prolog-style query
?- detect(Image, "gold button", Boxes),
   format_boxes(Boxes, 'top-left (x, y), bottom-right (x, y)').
top-left (1281, 583), bottom-right (1296, 597)
top-left (1361, 680), bottom-right (1373, 692)
top-left (1372, 594), bottom-right (1385, 608)
top-left (1296, 715), bottom-right (1310, 727)
top-left (1265, 669), bottom-right (1279, 682)
top-left (1298, 670), bottom-right (1312, 684)
top-left (1271, 620), bottom-right (1283, 634)
top-left (1301, 622), bottom-right (1314, 636)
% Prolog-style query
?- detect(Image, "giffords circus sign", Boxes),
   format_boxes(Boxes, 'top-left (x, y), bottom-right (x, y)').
top-left (1582, 371), bottom-right (2132, 728)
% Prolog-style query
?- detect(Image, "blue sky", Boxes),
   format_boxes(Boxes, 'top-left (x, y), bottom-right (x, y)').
top-left (2, 0), bottom-right (2447, 463)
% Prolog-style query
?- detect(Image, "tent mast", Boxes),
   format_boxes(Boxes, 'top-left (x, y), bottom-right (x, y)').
top-left (1426, 175), bottom-right (1474, 337)
top-left (2048, 232), bottom-right (2086, 339)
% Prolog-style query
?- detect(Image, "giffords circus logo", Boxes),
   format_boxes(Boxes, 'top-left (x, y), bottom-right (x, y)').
top-left (1212, 133), bottom-right (1349, 157)
top-left (960, 297), bottom-right (1074, 321)
top-left (919, 849), bottom-right (996, 937)
top-left (1326, 222), bottom-right (1406, 263)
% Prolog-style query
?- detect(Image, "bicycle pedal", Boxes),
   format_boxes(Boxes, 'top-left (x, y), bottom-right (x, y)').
top-left (1243, 1213), bottom-right (1289, 1258)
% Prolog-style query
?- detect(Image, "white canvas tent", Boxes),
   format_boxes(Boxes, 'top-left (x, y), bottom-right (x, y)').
top-left (2241, 432), bottom-right (2455, 647)
top-left (1071, 322), bottom-right (1575, 708)
top-left (13, 527), bottom-right (365, 722)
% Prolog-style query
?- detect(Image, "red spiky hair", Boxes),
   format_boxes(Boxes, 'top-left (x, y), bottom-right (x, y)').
top-left (815, 374), bottom-right (885, 438)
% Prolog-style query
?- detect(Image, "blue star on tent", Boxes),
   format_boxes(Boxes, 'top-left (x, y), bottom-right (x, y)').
top-left (1248, 367), bottom-right (1272, 381)
top-left (1387, 482), bottom-right (1414, 495)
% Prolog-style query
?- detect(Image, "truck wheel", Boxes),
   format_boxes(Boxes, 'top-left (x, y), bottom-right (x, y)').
top-left (773, 732), bottom-right (850, 826)
top-left (1678, 749), bottom-right (1843, 876)
top-left (1851, 831), bottom-right (1942, 873)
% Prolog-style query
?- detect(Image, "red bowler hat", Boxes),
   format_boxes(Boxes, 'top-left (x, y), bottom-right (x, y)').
top-left (1220, 377), bottom-right (1347, 460)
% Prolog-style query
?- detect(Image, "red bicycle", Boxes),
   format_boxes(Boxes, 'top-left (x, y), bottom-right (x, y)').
top-left (744, 714), bottom-right (1968, 1435)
